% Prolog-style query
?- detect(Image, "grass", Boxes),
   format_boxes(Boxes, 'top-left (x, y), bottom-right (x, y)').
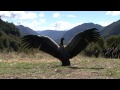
top-left (0, 51), bottom-right (120, 79)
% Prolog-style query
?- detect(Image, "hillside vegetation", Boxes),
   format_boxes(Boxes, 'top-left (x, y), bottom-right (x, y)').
top-left (0, 19), bottom-right (21, 51)
top-left (101, 19), bottom-right (120, 38)
top-left (17, 25), bottom-right (39, 36)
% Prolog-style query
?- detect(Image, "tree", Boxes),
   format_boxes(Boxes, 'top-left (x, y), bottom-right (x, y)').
top-left (106, 35), bottom-right (119, 48)
top-left (83, 37), bottom-right (104, 57)
top-left (0, 18), bottom-right (21, 52)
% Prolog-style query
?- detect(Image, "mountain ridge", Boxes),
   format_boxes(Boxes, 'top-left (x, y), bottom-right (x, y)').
top-left (100, 19), bottom-right (120, 38)
top-left (17, 20), bottom-right (120, 44)
top-left (17, 25), bottom-right (39, 36)
top-left (36, 23), bottom-right (104, 44)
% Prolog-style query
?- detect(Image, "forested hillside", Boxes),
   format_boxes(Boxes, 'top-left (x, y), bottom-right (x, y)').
top-left (0, 18), bottom-right (21, 52)
top-left (17, 25), bottom-right (39, 36)
top-left (101, 19), bottom-right (120, 38)
top-left (63, 23), bottom-right (103, 44)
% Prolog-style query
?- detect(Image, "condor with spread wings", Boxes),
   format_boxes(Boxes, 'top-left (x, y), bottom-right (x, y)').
top-left (21, 28), bottom-right (100, 66)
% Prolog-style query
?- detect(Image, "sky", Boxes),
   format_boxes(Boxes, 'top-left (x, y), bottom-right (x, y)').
top-left (0, 11), bottom-right (120, 31)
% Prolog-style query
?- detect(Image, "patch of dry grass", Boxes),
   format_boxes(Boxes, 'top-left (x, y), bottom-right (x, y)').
top-left (0, 52), bottom-right (57, 63)
top-left (0, 52), bottom-right (120, 79)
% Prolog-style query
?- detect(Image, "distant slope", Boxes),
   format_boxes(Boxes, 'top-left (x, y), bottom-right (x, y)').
top-left (0, 19), bottom-right (21, 51)
top-left (37, 30), bottom-right (67, 44)
top-left (17, 25), bottom-right (39, 36)
top-left (18, 23), bottom-right (104, 44)
top-left (37, 23), bottom-right (104, 44)
top-left (63, 23), bottom-right (104, 44)
top-left (101, 20), bottom-right (120, 38)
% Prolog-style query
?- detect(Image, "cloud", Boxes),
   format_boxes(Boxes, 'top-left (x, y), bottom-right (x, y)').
top-left (67, 15), bottom-right (76, 18)
top-left (106, 11), bottom-right (120, 16)
top-left (17, 20), bottom-right (42, 30)
top-left (25, 20), bottom-right (41, 30)
top-left (39, 18), bottom-right (46, 23)
top-left (11, 11), bottom-right (38, 20)
top-left (0, 11), bottom-right (12, 18)
top-left (14, 18), bottom-right (47, 30)
top-left (52, 12), bottom-right (60, 18)
top-left (98, 21), bottom-right (113, 26)
top-left (39, 13), bottom-right (45, 17)
top-left (16, 20), bottom-right (82, 31)
top-left (50, 21), bottom-right (77, 30)
top-left (37, 21), bottom-right (81, 31)
top-left (0, 11), bottom-right (38, 20)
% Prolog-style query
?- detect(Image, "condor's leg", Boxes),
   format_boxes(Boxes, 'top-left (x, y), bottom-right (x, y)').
top-left (61, 59), bottom-right (71, 66)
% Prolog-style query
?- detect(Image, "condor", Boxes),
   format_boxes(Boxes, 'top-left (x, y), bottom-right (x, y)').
top-left (21, 28), bottom-right (100, 66)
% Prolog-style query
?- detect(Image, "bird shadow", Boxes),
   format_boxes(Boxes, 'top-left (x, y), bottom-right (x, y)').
top-left (49, 65), bottom-right (104, 70)
top-left (68, 66), bottom-right (104, 70)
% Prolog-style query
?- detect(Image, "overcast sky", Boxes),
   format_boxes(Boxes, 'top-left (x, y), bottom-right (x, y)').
top-left (0, 11), bottom-right (120, 31)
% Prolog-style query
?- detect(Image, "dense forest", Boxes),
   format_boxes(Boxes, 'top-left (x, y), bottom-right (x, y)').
top-left (0, 18), bottom-right (21, 52)
top-left (83, 35), bottom-right (120, 57)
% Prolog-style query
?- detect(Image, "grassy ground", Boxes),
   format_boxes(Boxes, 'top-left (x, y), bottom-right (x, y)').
top-left (0, 52), bottom-right (120, 79)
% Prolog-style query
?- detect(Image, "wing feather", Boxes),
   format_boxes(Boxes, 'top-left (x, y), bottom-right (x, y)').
top-left (65, 28), bottom-right (100, 59)
top-left (21, 35), bottom-right (61, 59)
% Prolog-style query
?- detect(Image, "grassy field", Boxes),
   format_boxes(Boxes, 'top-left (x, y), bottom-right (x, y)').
top-left (0, 51), bottom-right (120, 79)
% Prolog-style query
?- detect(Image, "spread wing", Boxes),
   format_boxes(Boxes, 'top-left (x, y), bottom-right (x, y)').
top-left (65, 28), bottom-right (100, 59)
top-left (21, 35), bottom-right (61, 59)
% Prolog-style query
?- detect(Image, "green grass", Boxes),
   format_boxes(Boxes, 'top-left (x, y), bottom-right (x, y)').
top-left (0, 52), bottom-right (120, 79)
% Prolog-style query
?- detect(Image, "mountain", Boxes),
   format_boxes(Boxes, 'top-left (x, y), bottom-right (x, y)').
top-left (100, 20), bottom-right (120, 38)
top-left (63, 23), bottom-right (104, 44)
top-left (18, 23), bottom-right (104, 45)
top-left (0, 18), bottom-right (21, 51)
top-left (37, 30), bottom-right (66, 44)
top-left (17, 25), bottom-right (39, 36)
top-left (37, 23), bottom-right (104, 44)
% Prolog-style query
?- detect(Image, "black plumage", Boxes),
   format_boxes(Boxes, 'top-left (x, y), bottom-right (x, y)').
top-left (21, 28), bottom-right (100, 66)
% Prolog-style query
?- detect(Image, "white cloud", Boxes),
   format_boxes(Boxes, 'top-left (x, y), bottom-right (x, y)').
top-left (0, 11), bottom-right (12, 17)
top-left (37, 21), bottom-right (81, 31)
top-left (106, 11), bottom-right (120, 16)
top-left (0, 11), bottom-right (82, 31)
top-left (22, 12), bottom-right (37, 19)
top-left (0, 11), bottom-right (38, 20)
top-left (16, 20), bottom-right (82, 31)
top-left (17, 20), bottom-right (41, 30)
top-left (39, 18), bottom-right (46, 23)
top-left (14, 18), bottom-right (47, 30)
top-left (26, 20), bottom-right (41, 30)
top-left (52, 12), bottom-right (60, 18)
top-left (98, 21), bottom-right (113, 26)
top-left (11, 11), bottom-right (37, 20)
top-left (50, 21), bottom-right (79, 30)
top-left (67, 15), bottom-right (76, 18)
top-left (39, 13), bottom-right (45, 17)
top-left (1, 18), bottom-right (8, 21)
